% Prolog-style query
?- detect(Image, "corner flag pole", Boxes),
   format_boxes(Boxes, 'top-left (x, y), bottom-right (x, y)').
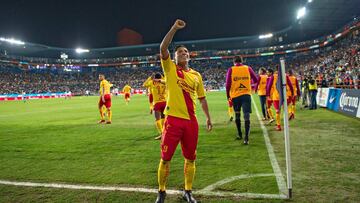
top-left (280, 58), bottom-right (293, 198)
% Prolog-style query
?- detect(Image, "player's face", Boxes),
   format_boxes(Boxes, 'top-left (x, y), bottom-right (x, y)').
top-left (175, 47), bottom-right (190, 66)
top-left (99, 75), bottom-right (104, 81)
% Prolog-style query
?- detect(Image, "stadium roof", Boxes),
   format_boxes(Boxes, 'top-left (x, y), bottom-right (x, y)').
top-left (0, 0), bottom-right (359, 59)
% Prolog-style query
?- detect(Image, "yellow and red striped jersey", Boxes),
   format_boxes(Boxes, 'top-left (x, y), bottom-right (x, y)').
top-left (99, 79), bottom-right (111, 95)
top-left (161, 56), bottom-right (205, 120)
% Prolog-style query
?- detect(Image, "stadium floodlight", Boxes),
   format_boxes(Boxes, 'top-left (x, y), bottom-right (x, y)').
top-left (297, 7), bottom-right (306, 20)
top-left (0, 37), bottom-right (25, 45)
top-left (308, 0), bottom-right (313, 2)
top-left (75, 48), bottom-right (90, 53)
top-left (259, 33), bottom-right (273, 39)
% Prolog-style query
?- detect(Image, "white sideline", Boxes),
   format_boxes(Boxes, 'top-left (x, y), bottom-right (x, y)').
top-left (251, 97), bottom-right (288, 195)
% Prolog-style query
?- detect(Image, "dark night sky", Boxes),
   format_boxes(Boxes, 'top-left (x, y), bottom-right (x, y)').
top-left (0, 0), bottom-right (343, 48)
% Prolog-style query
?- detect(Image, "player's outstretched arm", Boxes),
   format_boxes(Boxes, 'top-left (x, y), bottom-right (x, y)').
top-left (199, 98), bottom-right (212, 131)
top-left (160, 19), bottom-right (186, 59)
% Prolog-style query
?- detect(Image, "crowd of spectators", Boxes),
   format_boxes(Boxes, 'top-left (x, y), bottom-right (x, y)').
top-left (1, 30), bottom-right (359, 95)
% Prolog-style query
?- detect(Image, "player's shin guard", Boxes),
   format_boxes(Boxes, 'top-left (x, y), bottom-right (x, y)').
top-left (99, 108), bottom-right (105, 120)
top-left (235, 113), bottom-right (242, 137)
top-left (107, 109), bottom-right (112, 122)
top-left (184, 159), bottom-right (196, 191)
top-left (276, 112), bottom-right (281, 126)
top-left (158, 159), bottom-right (170, 191)
top-left (267, 108), bottom-right (274, 119)
top-left (156, 119), bottom-right (163, 134)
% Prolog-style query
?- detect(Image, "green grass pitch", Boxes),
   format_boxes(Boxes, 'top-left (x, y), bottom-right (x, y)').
top-left (0, 91), bottom-right (359, 202)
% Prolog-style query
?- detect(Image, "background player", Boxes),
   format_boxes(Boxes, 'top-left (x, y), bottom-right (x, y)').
top-left (122, 84), bottom-right (132, 105)
top-left (98, 74), bottom-right (112, 124)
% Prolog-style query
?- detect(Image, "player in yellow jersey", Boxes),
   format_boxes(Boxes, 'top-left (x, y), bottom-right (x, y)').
top-left (266, 68), bottom-right (294, 131)
top-left (288, 70), bottom-right (300, 120)
top-left (148, 73), bottom-right (167, 140)
top-left (227, 99), bottom-right (234, 122)
top-left (155, 19), bottom-right (212, 203)
top-left (143, 76), bottom-right (154, 114)
top-left (226, 55), bottom-right (258, 144)
top-left (122, 84), bottom-right (131, 104)
top-left (266, 68), bottom-right (275, 123)
top-left (255, 67), bottom-right (268, 120)
top-left (98, 74), bottom-right (112, 124)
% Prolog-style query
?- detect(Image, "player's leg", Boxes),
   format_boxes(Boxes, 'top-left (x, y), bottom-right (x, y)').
top-left (98, 98), bottom-right (105, 123)
top-left (181, 118), bottom-right (199, 203)
top-left (273, 100), bottom-right (281, 131)
top-left (149, 93), bottom-right (153, 114)
top-left (266, 98), bottom-right (275, 122)
top-left (105, 95), bottom-right (112, 124)
top-left (260, 95), bottom-right (267, 120)
top-left (157, 116), bottom-right (183, 196)
top-left (242, 95), bottom-right (252, 145)
top-left (233, 97), bottom-right (242, 139)
top-left (292, 96), bottom-right (296, 118)
top-left (228, 99), bottom-right (234, 121)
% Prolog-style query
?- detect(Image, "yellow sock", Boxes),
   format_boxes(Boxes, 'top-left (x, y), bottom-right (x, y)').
top-left (107, 109), bottom-right (112, 122)
top-left (288, 105), bottom-right (292, 116)
top-left (161, 119), bottom-right (165, 132)
top-left (99, 107), bottom-right (105, 120)
top-left (184, 159), bottom-right (196, 191)
top-left (268, 108), bottom-right (274, 119)
top-left (276, 112), bottom-right (281, 126)
top-left (158, 159), bottom-right (170, 191)
top-left (150, 103), bottom-right (154, 111)
top-left (156, 120), bottom-right (163, 134)
top-left (228, 107), bottom-right (233, 118)
top-left (292, 104), bottom-right (296, 115)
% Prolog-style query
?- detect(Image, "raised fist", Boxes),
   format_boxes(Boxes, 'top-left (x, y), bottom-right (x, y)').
top-left (173, 19), bottom-right (186, 30)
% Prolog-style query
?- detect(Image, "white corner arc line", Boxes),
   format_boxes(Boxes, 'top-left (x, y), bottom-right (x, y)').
top-left (251, 96), bottom-right (287, 195)
top-left (199, 173), bottom-right (274, 192)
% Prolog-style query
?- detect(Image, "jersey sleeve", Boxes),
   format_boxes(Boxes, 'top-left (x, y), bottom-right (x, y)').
top-left (161, 55), bottom-right (174, 73)
top-left (197, 73), bottom-right (206, 99)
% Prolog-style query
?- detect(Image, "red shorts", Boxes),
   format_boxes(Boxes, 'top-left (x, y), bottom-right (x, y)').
top-left (149, 93), bottom-right (153, 103)
top-left (154, 101), bottom-right (166, 113)
top-left (291, 96), bottom-right (296, 105)
top-left (273, 99), bottom-right (292, 112)
top-left (161, 116), bottom-right (198, 161)
top-left (99, 94), bottom-right (111, 108)
top-left (124, 93), bottom-right (130, 99)
top-left (228, 100), bottom-right (233, 107)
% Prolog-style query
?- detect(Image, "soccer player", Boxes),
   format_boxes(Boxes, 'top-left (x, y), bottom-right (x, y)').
top-left (226, 55), bottom-right (258, 145)
top-left (143, 75), bottom-right (154, 114)
top-left (122, 84), bottom-right (131, 104)
top-left (255, 67), bottom-right (268, 120)
top-left (156, 19), bottom-right (212, 203)
top-left (266, 68), bottom-right (294, 131)
top-left (288, 70), bottom-right (300, 119)
top-left (149, 73), bottom-right (167, 140)
top-left (98, 74), bottom-right (112, 124)
top-left (266, 69), bottom-right (275, 123)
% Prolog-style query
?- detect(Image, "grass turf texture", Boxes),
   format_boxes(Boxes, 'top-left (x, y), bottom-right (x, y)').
top-left (0, 91), bottom-right (359, 202)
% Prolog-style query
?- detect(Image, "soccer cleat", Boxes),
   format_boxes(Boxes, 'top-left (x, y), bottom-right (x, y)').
top-left (267, 119), bottom-right (275, 125)
top-left (155, 190), bottom-right (166, 203)
top-left (229, 116), bottom-right (233, 122)
top-left (289, 113), bottom-right (294, 120)
top-left (150, 109), bottom-right (153, 114)
top-left (182, 190), bottom-right (197, 203)
top-left (235, 133), bottom-right (242, 140)
top-left (275, 125), bottom-right (282, 131)
top-left (106, 121), bottom-right (112, 124)
top-left (98, 120), bottom-right (105, 124)
top-left (154, 135), bottom-right (162, 140)
top-left (244, 136), bottom-right (249, 145)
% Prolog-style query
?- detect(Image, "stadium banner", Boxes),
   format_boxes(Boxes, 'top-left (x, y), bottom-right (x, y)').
top-left (338, 89), bottom-right (360, 117)
top-left (326, 88), bottom-right (342, 112)
top-left (316, 88), bottom-right (330, 107)
top-left (0, 92), bottom-right (71, 101)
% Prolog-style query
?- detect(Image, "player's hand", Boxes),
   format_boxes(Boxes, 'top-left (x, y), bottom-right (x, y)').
top-left (206, 119), bottom-right (213, 132)
top-left (172, 19), bottom-right (186, 30)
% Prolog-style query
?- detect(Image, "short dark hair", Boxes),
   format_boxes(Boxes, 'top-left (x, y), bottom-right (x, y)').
top-left (260, 67), bottom-right (266, 73)
top-left (267, 68), bottom-right (274, 74)
top-left (174, 45), bottom-right (187, 52)
top-left (233, 55), bottom-right (243, 64)
top-left (154, 72), bottom-right (162, 79)
top-left (289, 70), bottom-right (294, 75)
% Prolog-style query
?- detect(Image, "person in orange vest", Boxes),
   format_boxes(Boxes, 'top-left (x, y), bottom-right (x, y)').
top-left (255, 67), bottom-right (268, 120)
top-left (288, 70), bottom-right (301, 120)
top-left (266, 67), bottom-right (294, 131)
top-left (226, 56), bottom-right (258, 144)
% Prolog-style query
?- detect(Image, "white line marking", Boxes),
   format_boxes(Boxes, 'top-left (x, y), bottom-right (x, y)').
top-left (0, 179), bottom-right (287, 199)
top-left (200, 173), bottom-right (274, 192)
top-left (251, 96), bottom-right (287, 195)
